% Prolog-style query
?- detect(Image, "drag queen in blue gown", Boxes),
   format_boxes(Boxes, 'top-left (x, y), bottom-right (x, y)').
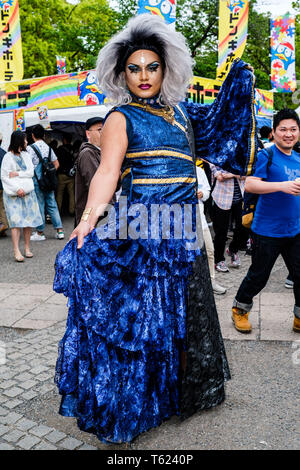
top-left (54, 15), bottom-right (257, 443)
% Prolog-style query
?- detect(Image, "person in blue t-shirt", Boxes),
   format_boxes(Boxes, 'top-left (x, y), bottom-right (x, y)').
top-left (232, 108), bottom-right (300, 334)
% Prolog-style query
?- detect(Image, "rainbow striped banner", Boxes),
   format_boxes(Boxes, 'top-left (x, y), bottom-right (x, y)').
top-left (216, 0), bottom-right (249, 81)
top-left (0, 70), bottom-right (106, 111)
top-left (137, 0), bottom-right (176, 24)
top-left (0, 0), bottom-right (23, 81)
top-left (254, 88), bottom-right (274, 117)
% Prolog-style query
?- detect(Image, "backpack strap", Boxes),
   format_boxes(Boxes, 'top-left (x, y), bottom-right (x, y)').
top-left (265, 146), bottom-right (274, 177)
top-left (30, 143), bottom-right (44, 164)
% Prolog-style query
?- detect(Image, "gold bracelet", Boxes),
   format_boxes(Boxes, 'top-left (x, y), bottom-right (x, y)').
top-left (81, 207), bottom-right (93, 222)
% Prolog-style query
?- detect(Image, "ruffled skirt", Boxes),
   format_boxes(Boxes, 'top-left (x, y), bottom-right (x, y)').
top-left (54, 225), bottom-right (230, 443)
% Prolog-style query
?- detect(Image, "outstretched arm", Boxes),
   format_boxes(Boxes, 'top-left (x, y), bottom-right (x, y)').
top-left (70, 111), bottom-right (128, 248)
top-left (245, 176), bottom-right (300, 195)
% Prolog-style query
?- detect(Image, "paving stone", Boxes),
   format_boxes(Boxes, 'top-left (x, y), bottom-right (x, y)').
top-left (18, 380), bottom-right (38, 390)
top-left (0, 380), bottom-right (17, 390)
top-left (2, 429), bottom-right (26, 443)
top-left (35, 373), bottom-right (52, 382)
top-left (3, 386), bottom-right (24, 398)
top-left (0, 412), bottom-right (23, 425)
top-left (46, 430), bottom-right (67, 444)
top-left (3, 399), bottom-right (23, 409)
top-left (30, 424), bottom-right (53, 438)
top-left (22, 390), bottom-right (38, 401)
top-left (14, 372), bottom-right (33, 382)
top-left (17, 364), bottom-right (31, 373)
top-left (0, 424), bottom-right (9, 436)
top-left (79, 444), bottom-right (98, 450)
top-left (59, 437), bottom-right (83, 450)
top-left (0, 443), bottom-right (14, 450)
top-left (38, 383), bottom-right (55, 394)
top-left (30, 365), bottom-right (48, 375)
top-left (16, 418), bottom-right (37, 431)
top-left (0, 406), bottom-right (9, 416)
top-left (17, 435), bottom-right (41, 450)
top-left (7, 352), bottom-right (24, 360)
top-left (35, 441), bottom-right (57, 450)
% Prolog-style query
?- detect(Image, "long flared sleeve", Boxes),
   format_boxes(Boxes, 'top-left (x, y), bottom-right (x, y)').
top-left (184, 59), bottom-right (258, 176)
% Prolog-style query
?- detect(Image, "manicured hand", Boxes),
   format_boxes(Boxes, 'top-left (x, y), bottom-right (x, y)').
top-left (69, 220), bottom-right (93, 249)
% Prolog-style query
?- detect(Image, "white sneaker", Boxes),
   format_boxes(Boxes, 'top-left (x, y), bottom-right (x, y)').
top-left (30, 232), bottom-right (46, 241)
top-left (212, 281), bottom-right (227, 295)
top-left (215, 261), bottom-right (229, 273)
top-left (55, 231), bottom-right (65, 240)
top-left (285, 278), bottom-right (294, 289)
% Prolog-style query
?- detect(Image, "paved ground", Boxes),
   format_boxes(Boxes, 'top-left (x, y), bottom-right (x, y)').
top-left (0, 216), bottom-right (299, 450)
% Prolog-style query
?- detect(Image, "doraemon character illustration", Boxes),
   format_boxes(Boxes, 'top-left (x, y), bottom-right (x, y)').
top-left (79, 71), bottom-right (105, 105)
top-left (226, 0), bottom-right (245, 14)
top-left (0, 0), bottom-right (13, 11)
top-left (137, 0), bottom-right (176, 24)
top-left (272, 42), bottom-right (295, 72)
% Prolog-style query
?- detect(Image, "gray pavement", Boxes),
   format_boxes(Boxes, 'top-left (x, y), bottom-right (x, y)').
top-left (0, 216), bottom-right (299, 450)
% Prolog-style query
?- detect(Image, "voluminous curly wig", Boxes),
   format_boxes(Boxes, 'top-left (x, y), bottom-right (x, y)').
top-left (96, 14), bottom-right (194, 107)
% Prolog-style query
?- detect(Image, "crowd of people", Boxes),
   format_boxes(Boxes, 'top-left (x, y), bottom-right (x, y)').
top-left (0, 118), bottom-right (107, 260)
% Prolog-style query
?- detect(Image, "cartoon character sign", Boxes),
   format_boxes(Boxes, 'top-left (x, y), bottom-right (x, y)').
top-left (0, 0), bottom-right (13, 11)
top-left (79, 71), bottom-right (105, 105)
top-left (270, 14), bottom-right (296, 92)
top-left (226, 0), bottom-right (245, 14)
top-left (137, 0), bottom-right (176, 24)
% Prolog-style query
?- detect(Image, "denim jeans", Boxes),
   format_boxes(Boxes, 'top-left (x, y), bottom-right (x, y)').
top-left (34, 179), bottom-right (62, 232)
top-left (234, 232), bottom-right (300, 318)
top-left (212, 200), bottom-right (249, 264)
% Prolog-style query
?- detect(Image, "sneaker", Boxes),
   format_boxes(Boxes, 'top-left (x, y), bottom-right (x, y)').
top-left (30, 232), bottom-right (46, 241)
top-left (285, 278), bottom-right (294, 289)
top-left (55, 231), bottom-right (65, 240)
top-left (232, 307), bottom-right (252, 333)
top-left (226, 248), bottom-right (241, 268)
top-left (215, 261), bottom-right (229, 272)
top-left (212, 281), bottom-right (227, 295)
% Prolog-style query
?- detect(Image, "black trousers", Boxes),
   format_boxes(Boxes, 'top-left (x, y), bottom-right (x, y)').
top-left (235, 232), bottom-right (300, 314)
top-left (212, 200), bottom-right (249, 264)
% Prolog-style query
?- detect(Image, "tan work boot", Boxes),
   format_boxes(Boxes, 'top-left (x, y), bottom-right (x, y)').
top-left (232, 307), bottom-right (252, 333)
top-left (293, 316), bottom-right (300, 333)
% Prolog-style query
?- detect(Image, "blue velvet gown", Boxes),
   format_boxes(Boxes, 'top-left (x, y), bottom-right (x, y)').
top-left (53, 59), bottom-right (257, 443)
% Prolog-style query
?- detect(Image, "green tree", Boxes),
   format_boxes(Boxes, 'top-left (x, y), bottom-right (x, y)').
top-left (19, 0), bottom-right (119, 78)
top-left (57, 0), bottom-right (120, 72)
top-left (19, 0), bottom-right (71, 78)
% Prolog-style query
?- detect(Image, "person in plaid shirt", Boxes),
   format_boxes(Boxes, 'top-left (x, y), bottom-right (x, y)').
top-left (210, 164), bottom-right (249, 272)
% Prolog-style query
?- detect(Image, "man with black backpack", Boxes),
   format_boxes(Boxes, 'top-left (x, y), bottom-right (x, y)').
top-left (27, 124), bottom-right (65, 241)
top-left (232, 108), bottom-right (300, 334)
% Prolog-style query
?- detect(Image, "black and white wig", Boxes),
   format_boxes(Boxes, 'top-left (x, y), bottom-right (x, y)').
top-left (96, 14), bottom-right (194, 107)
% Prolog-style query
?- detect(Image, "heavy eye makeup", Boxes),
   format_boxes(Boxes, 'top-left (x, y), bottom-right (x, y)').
top-left (127, 62), bottom-right (161, 73)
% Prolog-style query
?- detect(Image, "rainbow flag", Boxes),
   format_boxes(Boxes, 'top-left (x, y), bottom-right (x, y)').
top-left (0, 0), bottom-right (23, 81)
top-left (270, 14), bottom-right (296, 93)
top-left (216, 0), bottom-right (249, 81)
top-left (137, 0), bottom-right (176, 24)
